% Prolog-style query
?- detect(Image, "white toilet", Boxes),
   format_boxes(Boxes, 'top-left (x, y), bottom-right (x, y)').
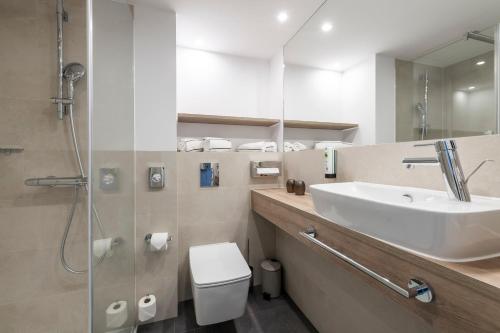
top-left (189, 242), bottom-right (252, 326)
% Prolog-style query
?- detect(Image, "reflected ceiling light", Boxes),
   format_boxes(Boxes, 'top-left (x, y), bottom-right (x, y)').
top-left (331, 62), bottom-right (342, 71)
top-left (321, 22), bottom-right (333, 32)
top-left (468, 86), bottom-right (476, 90)
top-left (194, 38), bottom-right (204, 48)
top-left (476, 60), bottom-right (486, 66)
top-left (277, 11), bottom-right (288, 23)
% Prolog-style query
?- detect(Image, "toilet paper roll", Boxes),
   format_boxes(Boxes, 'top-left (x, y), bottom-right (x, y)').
top-left (106, 300), bottom-right (128, 329)
top-left (138, 294), bottom-right (156, 322)
top-left (150, 233), bottom-right (169, 251)
top-left (93, 238), bottom-right (113, 258)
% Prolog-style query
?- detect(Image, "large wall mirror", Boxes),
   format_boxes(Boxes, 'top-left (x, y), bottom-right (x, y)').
top-left (396, 27), bottom-right (496, 141)
top-left (283, 0), bottom-right (500, 148)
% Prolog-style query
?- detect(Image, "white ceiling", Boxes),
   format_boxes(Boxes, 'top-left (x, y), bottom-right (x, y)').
top-left (139, 0), bottom-right (325, 59)
top-left (285, 0), bottom-right (500, 72)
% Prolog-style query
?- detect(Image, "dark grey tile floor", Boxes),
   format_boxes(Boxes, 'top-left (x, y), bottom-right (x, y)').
top-left (138, 288), bottom-right (318, 333)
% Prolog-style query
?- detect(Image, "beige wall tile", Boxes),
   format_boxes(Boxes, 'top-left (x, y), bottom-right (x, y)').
top-left (284, 150), bottom-right (328, 192)
top-left (177, 152), bottom-right (281, 301)
top-left (337, 135), bottom-right (500, 197)
top-left (0, 0), bottom-right (89, 331)
top-left (0, 289), bottom-right (88, 333)
top-left (135, 151), bottom-right (178, 322)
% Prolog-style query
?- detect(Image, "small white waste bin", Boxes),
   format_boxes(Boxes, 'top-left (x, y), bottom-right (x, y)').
top-left (261, 259), bottom-right (281, 298)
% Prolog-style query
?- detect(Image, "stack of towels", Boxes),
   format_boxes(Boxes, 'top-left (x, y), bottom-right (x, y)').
top-left (314, 141), bottom-right (352, 150)
top-left (202, 137), bottom-right (232, 152)
top-left (177, 139), bottom-right (280, 153)
top-left (177, 138), bottom-right (203, 152)
top-left (178, 137), bottom-right (232, 152)
top-left (284, 142), bottom-right (307, 152)
top-left (237, 141), bottom-right (277, 152)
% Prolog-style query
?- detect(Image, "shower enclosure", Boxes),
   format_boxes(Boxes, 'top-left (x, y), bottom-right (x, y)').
top-left (0, 0), bottom-right (135, 331)
top-left (396, 27), bottom-right (498, 141)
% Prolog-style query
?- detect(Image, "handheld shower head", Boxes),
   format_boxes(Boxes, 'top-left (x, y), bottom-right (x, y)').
top-left (63, 62), bottom-right (85, 83)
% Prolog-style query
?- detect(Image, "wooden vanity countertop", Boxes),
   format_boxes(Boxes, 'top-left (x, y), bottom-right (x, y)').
top-left (251, 188), bottom-right (500, 332)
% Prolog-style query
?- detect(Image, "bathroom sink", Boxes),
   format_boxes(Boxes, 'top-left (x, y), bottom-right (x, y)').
top-left (310, 182), bottom-right (500, 262)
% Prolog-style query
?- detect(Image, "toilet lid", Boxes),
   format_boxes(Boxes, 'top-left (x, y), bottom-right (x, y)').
top-left (190, 242), bottom-right (252, 287)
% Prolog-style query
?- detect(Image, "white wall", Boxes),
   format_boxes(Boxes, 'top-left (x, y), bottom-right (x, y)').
top-left (176, 47), bottom-right (284, 148)
top-left (268, 51), bottom-right (284, 150)
top-left (93, 1), bottom-right (134, 151)
top-left (283, 55), bottom-right (395, 146)
top-left (340, 57), bottom-right (376, 145)
top-left (177, 47), bottom-right (273, 118)
top-left (284, 64), bottom-right (342, 122)
top-left (134, 5), bottom-right (177, 151)
top-left (375, 54), bottom-right (396, 143)
top-left (453, 89), bottom-right (496, 133)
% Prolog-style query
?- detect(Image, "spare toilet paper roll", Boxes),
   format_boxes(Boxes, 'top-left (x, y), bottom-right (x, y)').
top-left (93, 238), bottom-right (113, 258)
top-left (150, 233), bottom-right (169, 251)
top-left (106, 300), bottom-right (128, 329)
top-left (138, 294), bottom-right (157, 322)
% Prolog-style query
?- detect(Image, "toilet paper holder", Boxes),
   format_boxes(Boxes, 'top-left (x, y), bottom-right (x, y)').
top-left (144, 233), bottom-right (173, 243)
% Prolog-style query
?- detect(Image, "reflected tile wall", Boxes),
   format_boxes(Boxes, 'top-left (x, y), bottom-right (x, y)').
top-left (0, 0), bottom-right (88, 332)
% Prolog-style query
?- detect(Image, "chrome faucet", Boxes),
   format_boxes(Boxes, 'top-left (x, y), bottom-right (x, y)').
top-left (403, 139), bottom-right (493, 202)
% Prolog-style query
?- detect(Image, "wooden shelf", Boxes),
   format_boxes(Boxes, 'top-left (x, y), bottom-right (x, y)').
top-left (284, 120), bottom-right (358, 130)
top-left (178, 113), bottom-right (280, 127)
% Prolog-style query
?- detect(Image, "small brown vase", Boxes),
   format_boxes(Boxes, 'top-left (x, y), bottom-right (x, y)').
top-left (294, 180), bottom-right (306, 195)
top-left (286, 179), bottom-right (295, 193)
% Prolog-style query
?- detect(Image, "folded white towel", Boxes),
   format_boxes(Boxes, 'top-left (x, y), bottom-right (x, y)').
top-left (202, 137), bottom-right (232, 151)
top-left (237, 141), bottom-right (277, 152)
top-left (314, 141), bottom-right (352, 150)
top-left (178, 138), bottom-right (203, 152)
top-left (284, 142), bottom-right (307, 152)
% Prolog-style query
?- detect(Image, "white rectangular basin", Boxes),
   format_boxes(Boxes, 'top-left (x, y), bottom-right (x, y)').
top-left (310, 182), bottom-right (500, 262)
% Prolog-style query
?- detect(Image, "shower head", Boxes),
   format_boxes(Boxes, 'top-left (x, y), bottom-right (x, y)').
top-left (63, 62), bottom-right (86, 83)
top-left (416, 102), bottom-right (425, 114)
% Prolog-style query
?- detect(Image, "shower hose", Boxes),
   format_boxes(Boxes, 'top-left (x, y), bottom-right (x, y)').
top-left (60, 105), bottom-right (107, 274)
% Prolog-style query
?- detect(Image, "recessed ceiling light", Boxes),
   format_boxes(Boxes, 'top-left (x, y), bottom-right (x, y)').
top-left (277, 11), bottom-right (288, 23)
top-left (321, 22), bottom-right (333, 32)
top-left (468, 86), bottom-right (476, 90)
top-left (476, 60), bottom-right (486, 66)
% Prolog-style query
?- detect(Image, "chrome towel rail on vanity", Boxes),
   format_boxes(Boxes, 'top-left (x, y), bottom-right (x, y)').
top-left (299, 227), bottom-right (433, 303)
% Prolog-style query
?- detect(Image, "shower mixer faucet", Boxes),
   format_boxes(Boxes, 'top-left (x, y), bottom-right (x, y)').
top-left (402, 139), bottom-right (493, 202)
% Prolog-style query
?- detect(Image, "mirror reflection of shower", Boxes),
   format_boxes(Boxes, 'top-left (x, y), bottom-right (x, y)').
top-left (396, 26), bottom-right (497, 142)
top-left (415, 71), bottom-right (429, 140)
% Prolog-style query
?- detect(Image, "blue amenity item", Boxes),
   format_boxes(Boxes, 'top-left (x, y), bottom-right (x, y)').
top-left (200, 162), bottom-right (219, 187)
top-left (200, 163), bottom-right (213, 187)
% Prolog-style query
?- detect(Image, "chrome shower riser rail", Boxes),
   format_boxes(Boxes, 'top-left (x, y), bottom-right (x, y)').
top-left (299, 228), bottom-right (433, 303)
top-left (55, 0), bottom-right (66, 120)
